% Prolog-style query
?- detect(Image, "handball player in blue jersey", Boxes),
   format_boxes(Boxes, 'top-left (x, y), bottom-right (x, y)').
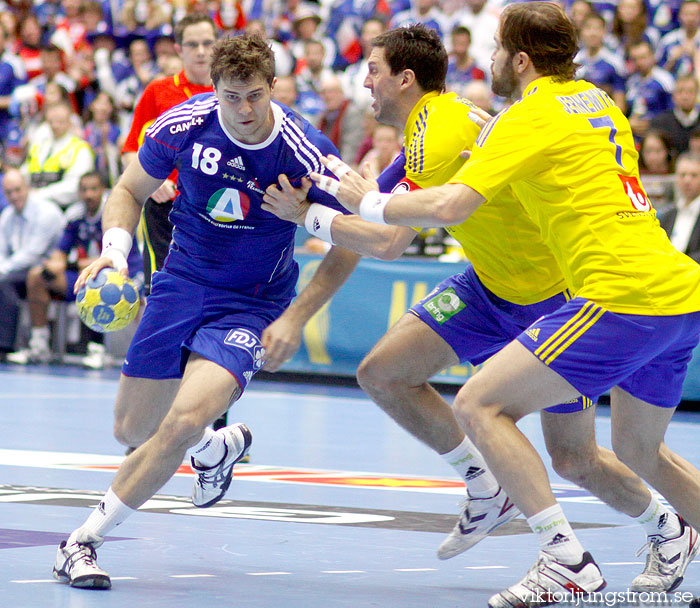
top-left (51, 34), bottom-right (360, 589)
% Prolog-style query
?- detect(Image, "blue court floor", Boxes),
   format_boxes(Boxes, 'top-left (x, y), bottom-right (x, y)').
top-left (1, 364), bottom-right (699, 608)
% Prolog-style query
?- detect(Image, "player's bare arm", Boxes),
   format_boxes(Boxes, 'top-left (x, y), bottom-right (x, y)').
top-left (75, 159), bottom-right (165, 290)
top-left (310, 155), bottom-right (485, 227)
top-left (261, 246), bottom-right (361, 371)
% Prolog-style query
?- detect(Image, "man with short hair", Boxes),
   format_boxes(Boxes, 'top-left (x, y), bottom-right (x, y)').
top-left (310, 4), bottom-right (700, 606)
top-left (51, 33), bottom-right (359, 589)
top-left (659, 152), bottom-right (700, 260)
top-left (650, 74), bottom-right (700, 153)
top-left (264, 23), bottom-right (695, 596)
top-left (0, 168), bottom-right (64, 356)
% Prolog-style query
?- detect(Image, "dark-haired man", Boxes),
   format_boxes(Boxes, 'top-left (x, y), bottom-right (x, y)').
top-left (307, 4), bottom-right (700, 606)
top-left (51, 34), bottom-right (359, 589)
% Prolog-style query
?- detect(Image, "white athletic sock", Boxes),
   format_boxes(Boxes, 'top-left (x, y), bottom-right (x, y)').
top-left (528, 503), bottom-right (585, 564)
top-left (29, 326), bottom-right (50, 348)
top-left (69, 487), bottom-right (135, 544)
top-left (186, 426), bottom-right (226, 467)
top-left (441, 435), bottom-right (499, 497)
top-left (634, 495), bottom-right (681, 539)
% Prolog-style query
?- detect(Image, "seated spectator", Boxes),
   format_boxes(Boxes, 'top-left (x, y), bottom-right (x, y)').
top-left (289, 5), bottom-right (338, 70)
top-left (271, 75), bottom-right (300, 112)
top-left (49, 0), bottom-right (88, 60)
top-left (611, 0), bottom-right (661, 64)
top-left (245, 19), bottom-right (294, 77)
top-left (391, 0), bottom-right (450, 40)
top-left (651, 74), bottom-right (700, 153)
top-left (340, 16), bottom-right (386, 112)
top-left (23, 101), bottom-right (94, 209)
top-left (626, 40), bottom-right (675, 139)
top-left (445, 25), bottom-right (486, 96)
top-left (7, 171), bottom-right (142, 366)
top-left (658, 152), bottom-right (700, 261)
top-left (452, 0), bottom-right (500, 71)
top-left (295, 38), bottom-right (334, 126)
top-left (657, 0), bottom-right (700, 77)
top-left (639, 129), bottom-right (677, 208)
top-left (648, 0), bottom-right (683, 37)
top-left (114, 37), bottom-right (159, 114)
top-left (116, 0), bottom-right (172, 41)
top-left (463, 79), bottom-right (496, 113)
top-left (0, 168), bottom-right (65, 358)
top-left (575, 11), bottom-right (627, 111)
top-left (568, 0), bottom-right (594, 33)
top-left (0, 19), bottom-right (27, 144)
top-left (318, 74), bottom-right (365, 165)
top-left (83, 91), bottom-right (121, 185)
top-left (358, 123), bottom-right (401, 177)
top-left (15, 15), bottom-right (47, 81)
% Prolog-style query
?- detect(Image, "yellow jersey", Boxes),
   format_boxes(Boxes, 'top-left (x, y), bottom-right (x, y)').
top-left (404, 91), bottom-right (566, 305)
top-left (452, 77), bottom-right (700, 315)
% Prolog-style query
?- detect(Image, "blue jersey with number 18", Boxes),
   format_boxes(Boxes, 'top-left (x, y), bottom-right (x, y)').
top-left (139, 93), bottom-right (344, 300)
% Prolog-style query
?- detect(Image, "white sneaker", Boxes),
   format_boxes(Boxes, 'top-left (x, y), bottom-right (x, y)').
top-left (6, 340), bottom-right (51, 365)
top-left (631, 515), bottom-right (700, 592)
top-left (191, 422), bottom-right (252, 508)
top-left (53, 539), bottom-right (111, 589)
top-left (488, 551), bottom-right (606, 607)
top-left (437, 487), bottom-right (520, 559)
top-left (82, 342), bottom-right (109, 369)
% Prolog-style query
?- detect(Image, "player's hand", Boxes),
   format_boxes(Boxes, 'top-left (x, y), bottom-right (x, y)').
top-left (467, 106), bottom-right (492, 129)
top-left (150, 179), bottom-right (176, 203)
top-left (262, 174), bottom-right (312, 225)
top-left (309, 155), bottom-right (378, 213)
top-left (74, 256), bottom-right (128, 293)
top-left (259, 314), bottom-right (303, 372)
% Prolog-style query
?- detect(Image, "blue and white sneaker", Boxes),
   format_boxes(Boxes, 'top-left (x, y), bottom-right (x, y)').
top-left (53, 534), bottom-right (111, 589)
top-left (438, 487), bottom-right (520, 559)
top-left (488, 551), bottom-right (606, 608)
top-left (632, 515), bottom-right (700, 592)
top-left (191, 422), bottom-right (252, 508)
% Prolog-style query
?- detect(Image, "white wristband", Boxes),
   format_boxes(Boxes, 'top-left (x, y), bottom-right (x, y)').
top-left (359, 191), bottom-right (392, 224)
top-left (304, 203), bottom-right (341, 244)
top-left (102, 227), bottom-right (132, 271)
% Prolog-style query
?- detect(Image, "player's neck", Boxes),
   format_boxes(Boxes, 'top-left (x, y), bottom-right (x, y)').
top-left (184, 66), bottom-right (212, 87)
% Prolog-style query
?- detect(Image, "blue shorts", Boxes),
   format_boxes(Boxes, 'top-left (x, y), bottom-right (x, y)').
top-left (410, 268), bottom-right (591, 413)
top-left (516, 298), bottom-right (700, 407)
top-left (63, 270), bottom-right (79, 302)
top-left (123, 271), bottom-right (291, 389)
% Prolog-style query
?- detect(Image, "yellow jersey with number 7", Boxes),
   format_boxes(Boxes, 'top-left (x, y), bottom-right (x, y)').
top-left (452, 76), bottom-right (700, 315)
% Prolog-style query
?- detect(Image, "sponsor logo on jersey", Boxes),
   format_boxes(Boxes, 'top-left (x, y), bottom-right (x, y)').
top-left (228, 155), bottom-right (246, 170)
top-left (247, 179), bottom-right (264, 194)
top-left (224, 328), bottom-right (266, 369)
top-left (206, 188), bottom-right (251, 223)
top-left (525, 327), bottom-right (540, 342)
top-left (169, 116), bottom-right (204, 134)
top-left (243, 370), bottom-right (254, 383)
top-left (422, 287), bottom-right (465, 324)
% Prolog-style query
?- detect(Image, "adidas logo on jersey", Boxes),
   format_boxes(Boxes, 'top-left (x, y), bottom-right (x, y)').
top-left (244, 371), bottom-right (254, 383)
top-left (228, 156), bottom-right (245, 170)
top-left (525, 327), bottom-right (540, 342)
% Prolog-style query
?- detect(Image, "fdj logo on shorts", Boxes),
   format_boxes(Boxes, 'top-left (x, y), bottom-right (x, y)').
top-left (207, 188), bottom-right (251, 223)
top-left (224, 328), bottom-right (266, 369)
top-left (422, 288), bottom-right (465, 325)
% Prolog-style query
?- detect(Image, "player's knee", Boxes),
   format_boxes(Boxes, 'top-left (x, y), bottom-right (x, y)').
top-left (452, 381), bottom-right (493, 436)
top-left (157, 409), bottom-right (210, 451)
top-left (357, 352), bottom-right (396, 397)
top-left (549, 448), bottom-right (592, 485)
top-left (113, 414), bottom-right (153, 447)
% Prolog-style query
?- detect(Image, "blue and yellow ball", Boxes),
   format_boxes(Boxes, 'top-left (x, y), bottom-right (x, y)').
top-left (76, 268), bottom-right (140, 333)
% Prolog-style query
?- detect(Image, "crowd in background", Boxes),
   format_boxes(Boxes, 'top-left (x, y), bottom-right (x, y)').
top-left (3, 0), bottom-right (700, 310)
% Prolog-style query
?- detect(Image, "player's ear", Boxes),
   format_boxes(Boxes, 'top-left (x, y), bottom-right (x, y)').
top-left (401, 69), bottom-right (416, 89)
top-left (271, 76), bottom-right (277, 92)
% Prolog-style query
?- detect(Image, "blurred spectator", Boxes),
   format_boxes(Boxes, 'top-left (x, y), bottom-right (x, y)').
top-left (651, 74), bottom-right (700, 153)
top-left (452, 0), bottom-right (500, 71)
top-left (445, 25), bottom-right (486, 96)
top-left (657, 0), bottom-right (700, 77)
top-left (49, 0), bottom-right (88, 59)
top-left (295, 38), bottom-right (333, 125)
top-left (575, 11), bottom-right (627, 111)
top-left (245, 19), bottom-right (294, 77)
top-left (23, 101), bottom-right (94, 209)
top-left (690, 125), bottom-right (700, 153)
top-left (214, 0), bottom-right (246, 35)
top-left (639, 128), bottom-right (676, 208)
top-left (271, 74), bottom-right (300, 111)
top-left (289, 4), bottom-right (338, 70)
top-left (83, 91), bottom-right (121, 184)
top-left (463, 79), bottom-right (495, 113)
top-left (318, 73), bottom-right (365, 164)
top-left (0, 168), bottom-right (65, 357)
top-left (626, 40), bottom-right (675, 139)
top-left (611, 0), bottom-right (661, 63)
top-left (658, 152), bottom-right (700, 261)
top-left (587, 1), bottom-right (617, 26)
top-left (357, 123), bottom-right (401, 176)
top-left (117, 0), bottom-right (172, 40)
top-left (0, 20), bottom-right (27, 143)
top-left (340, 16), bottom-right (386, 111)
top-left (35, 0), bottom-right (64, 31)
top-left (114, 37), bottom-right (158, 113)
top-left (568, 0), bottom-right (594, 33)
top-left (6, 171), bottom-right (141, 366)
top-left (15, 15), bottom-right (46, 81)
top-left (390, 0), bottom-right (450, 39)
top-left (648, 0), bottom-right (684, 37)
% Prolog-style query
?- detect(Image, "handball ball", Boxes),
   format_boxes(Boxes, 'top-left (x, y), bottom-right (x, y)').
top-left (76, 268), bottom-right (140, 333)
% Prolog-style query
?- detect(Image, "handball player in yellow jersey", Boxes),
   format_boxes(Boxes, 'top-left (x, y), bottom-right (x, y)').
top-left (303, 6), bottom-right (700, 607)
top-left (264, 21), bottom-right (700, 605)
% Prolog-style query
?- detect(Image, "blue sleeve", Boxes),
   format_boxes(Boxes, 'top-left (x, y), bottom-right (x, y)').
top-left (377, 150), bottom-right (407, 193)
top-left (138, 132), bottom-right (178, 180)
top-left (57, 221), bottom-right (79, 254)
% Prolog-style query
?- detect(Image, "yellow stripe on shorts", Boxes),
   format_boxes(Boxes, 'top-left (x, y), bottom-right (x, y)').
top-left (534, 301), bottom-right (605, 365)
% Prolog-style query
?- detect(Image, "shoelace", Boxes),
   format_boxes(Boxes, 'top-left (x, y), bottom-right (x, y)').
top-left (65, 543), bottom-right (98, 569)
top-left (635, 538), bottom-right (679, 576)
